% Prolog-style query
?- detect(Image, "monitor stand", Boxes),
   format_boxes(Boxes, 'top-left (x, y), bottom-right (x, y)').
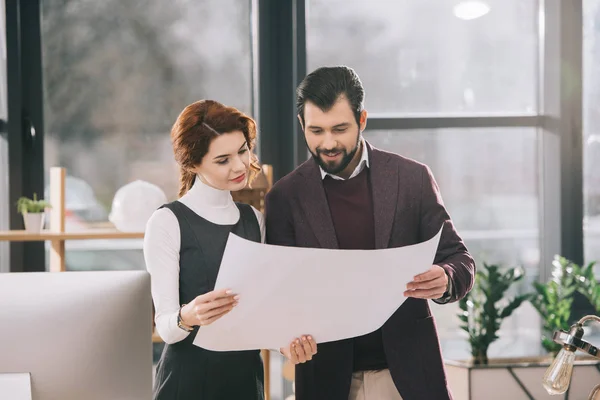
top-left (0, 373), bottom-right (32, 400)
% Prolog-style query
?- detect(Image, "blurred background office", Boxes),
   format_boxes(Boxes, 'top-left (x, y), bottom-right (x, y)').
top-left (0, 1), bottom-right (598, 399)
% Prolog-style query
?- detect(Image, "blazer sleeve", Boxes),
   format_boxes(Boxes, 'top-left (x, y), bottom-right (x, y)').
top-left (265, 186), bottom-right (297, 247)
top-left (419, 164), bottom-right (476, 303)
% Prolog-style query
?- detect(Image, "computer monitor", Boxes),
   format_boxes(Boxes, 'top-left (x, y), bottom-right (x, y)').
top-left (0, 270), bottom-right (153, 400)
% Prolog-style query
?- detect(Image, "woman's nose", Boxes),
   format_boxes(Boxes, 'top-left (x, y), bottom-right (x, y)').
top-left (232, 155), bottom-right (247, 171)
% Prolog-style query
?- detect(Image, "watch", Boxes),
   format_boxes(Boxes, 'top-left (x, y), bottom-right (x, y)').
top-left (177, 305), bottom-right (194, 332)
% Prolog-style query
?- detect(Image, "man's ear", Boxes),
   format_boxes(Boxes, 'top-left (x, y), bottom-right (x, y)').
top-left (297, 114), bottom-right (305, 131)
top-left (359, 110), bottom-right (368, 132)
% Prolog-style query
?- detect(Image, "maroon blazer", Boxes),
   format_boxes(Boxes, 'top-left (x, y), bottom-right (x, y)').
top-left (265, 143), bottom-right (475, 400)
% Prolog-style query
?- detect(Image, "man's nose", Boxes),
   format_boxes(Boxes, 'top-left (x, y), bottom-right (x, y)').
top-left (321, 132), bottom-right (337, 151)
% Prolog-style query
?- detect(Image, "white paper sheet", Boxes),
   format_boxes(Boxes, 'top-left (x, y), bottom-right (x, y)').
top-left (0, 373), bottom-right (32, 400)
top-left (193, 227), bottom-right (443, 351)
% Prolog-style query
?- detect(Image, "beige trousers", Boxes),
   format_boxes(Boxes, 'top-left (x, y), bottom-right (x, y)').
top-left (348, 369), bottom-right (403, 400)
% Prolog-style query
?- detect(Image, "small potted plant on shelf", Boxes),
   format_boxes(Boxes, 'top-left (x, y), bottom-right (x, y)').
top-left (17, 193), bottom-right (51, 233)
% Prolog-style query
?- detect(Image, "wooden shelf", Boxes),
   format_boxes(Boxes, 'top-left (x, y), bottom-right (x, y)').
top-left (0, 229), bottom-right (144, 241)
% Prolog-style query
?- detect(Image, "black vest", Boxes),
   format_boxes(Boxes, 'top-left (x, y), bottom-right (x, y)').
top-left (152, 201), bottom-right (264, 400)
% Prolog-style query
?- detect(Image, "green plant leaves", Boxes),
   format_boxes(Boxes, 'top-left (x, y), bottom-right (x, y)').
top-left (499, 294), bottom-right (530, 319)
top-left (529, 278), bottom-right (573, 354)
top-left (457, 263), bottom-right (527, 364)
top-left (527, 255), bottom-right (594, 354)
top-left (458, 255), bottom-right (599, 360)
top-left (16, 193), bottom-right (51, 214)
top-left (573, 260), bottom-right (600, 312)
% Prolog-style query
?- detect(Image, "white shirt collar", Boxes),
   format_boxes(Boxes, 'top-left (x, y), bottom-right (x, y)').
top-left (182, 175), bottom-right (236, 209)
top-left (176, 175), bottom-right (241, 227)
top-left (320, 137), bottom-right (370, 181)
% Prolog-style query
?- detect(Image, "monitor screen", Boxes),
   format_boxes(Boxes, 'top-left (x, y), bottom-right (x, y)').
top-left (0, 270), bottom-right (153, 400)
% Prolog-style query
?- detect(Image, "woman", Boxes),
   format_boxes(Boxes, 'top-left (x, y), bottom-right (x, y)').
top-left (144, 100), bottom-right (316, 400)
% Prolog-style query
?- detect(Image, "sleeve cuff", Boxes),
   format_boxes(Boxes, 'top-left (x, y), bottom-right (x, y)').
top-left (432, 271), bottom-right (454, 304)
top-left (156, 311), bottom-right (191, 344)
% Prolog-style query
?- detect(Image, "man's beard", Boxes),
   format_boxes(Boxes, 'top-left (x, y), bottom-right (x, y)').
top-left (309, 134), bottom-right (360, 175)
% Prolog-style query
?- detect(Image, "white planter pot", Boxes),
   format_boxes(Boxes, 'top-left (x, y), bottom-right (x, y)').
top-left (445, 357), bottom-right (600, 400)
top-left (23, 212), bottom-right (45, 233)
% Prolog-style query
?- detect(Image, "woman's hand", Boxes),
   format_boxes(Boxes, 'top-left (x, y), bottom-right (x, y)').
top-left (280, 335), bottom-right (317, 364)
top-left (180, 288), bottom-right (238, 327)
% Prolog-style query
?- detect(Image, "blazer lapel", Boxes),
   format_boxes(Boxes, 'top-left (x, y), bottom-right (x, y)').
top-left (367, 143), bottom-right (399, 249)
top-left (297, 159), bottom-right (339, 249)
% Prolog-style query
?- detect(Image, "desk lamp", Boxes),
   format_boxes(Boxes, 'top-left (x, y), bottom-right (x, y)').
top-left (543, 315), bottom-right (600, 399)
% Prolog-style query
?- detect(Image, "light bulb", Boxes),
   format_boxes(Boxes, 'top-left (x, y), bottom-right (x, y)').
top-left (542, 348), bottom-right (576, 395)
top-left (589, 384), bottom-right (600, 400)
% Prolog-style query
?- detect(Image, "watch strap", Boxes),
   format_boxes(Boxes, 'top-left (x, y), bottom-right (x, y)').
top-left (177, 304), bottom-right (194, 332)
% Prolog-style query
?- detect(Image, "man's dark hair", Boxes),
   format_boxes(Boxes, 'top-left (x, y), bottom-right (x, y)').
top-left (296, 66), bottom-right (365, 126)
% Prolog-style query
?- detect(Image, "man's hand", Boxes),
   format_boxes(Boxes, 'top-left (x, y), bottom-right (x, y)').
top-left (280, 335), bottom-right (317, 364)
top-left (404, 265), bottom-right (449, 299)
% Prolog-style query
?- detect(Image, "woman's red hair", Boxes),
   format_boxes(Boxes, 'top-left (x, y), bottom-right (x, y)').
top-left (171, 100), bottom-right (261, 197)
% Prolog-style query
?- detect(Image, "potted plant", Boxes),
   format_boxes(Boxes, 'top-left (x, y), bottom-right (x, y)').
top-left (458, 263), bottom-right (530, 365)
top-left (444, 263), bottom-right (536, 398)
top-left (573, 259), bottom-right (600, 312)
top-left (529, 256), bottom-right (578, 355)
top-left (446, 259), bottom-right (600, 399)
top-left (17, 193), bottom-right (51, 233)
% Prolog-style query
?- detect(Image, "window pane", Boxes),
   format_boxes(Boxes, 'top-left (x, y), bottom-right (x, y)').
top-left (584, 0), bottom-right (600, 265)
top-left (0, 0), bottom-right (8, 273)
top-left (41, 0), bottom-right (253, 272)
top-left (307, 0), bottom-right (538, 115)
top-left (364, 128), bottom-right (541, 359)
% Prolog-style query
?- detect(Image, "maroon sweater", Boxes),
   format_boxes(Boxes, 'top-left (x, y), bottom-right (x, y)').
top-left (322, 167), bottom-right (388, 372)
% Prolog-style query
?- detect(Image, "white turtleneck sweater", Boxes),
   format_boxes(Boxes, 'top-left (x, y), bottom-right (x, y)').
top-left (144, 176), bottom-right (265, 344)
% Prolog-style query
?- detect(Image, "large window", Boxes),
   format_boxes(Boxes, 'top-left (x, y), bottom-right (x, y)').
top-left (584, 0), bottom-right (600, 265)
top-left (308, 0), bottom-right (541, 359)
top-left (307, 0), bottom-right (537, 115)
top-left (365, 128), bottom-right (539, 267)
top-left (40, 0), bottom-right (253, 272)
top-left (365, 128), bottom-right (540, 359)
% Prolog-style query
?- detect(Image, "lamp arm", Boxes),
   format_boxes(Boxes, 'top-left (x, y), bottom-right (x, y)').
top-left (579, 315), bottom-right (600, 326)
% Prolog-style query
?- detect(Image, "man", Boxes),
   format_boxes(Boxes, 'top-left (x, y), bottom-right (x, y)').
top-left (265, 66), bottom-right (475, 400)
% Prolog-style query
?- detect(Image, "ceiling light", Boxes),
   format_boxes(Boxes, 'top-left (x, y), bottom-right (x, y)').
top-left (453, 1), bottom-right (490, 21)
